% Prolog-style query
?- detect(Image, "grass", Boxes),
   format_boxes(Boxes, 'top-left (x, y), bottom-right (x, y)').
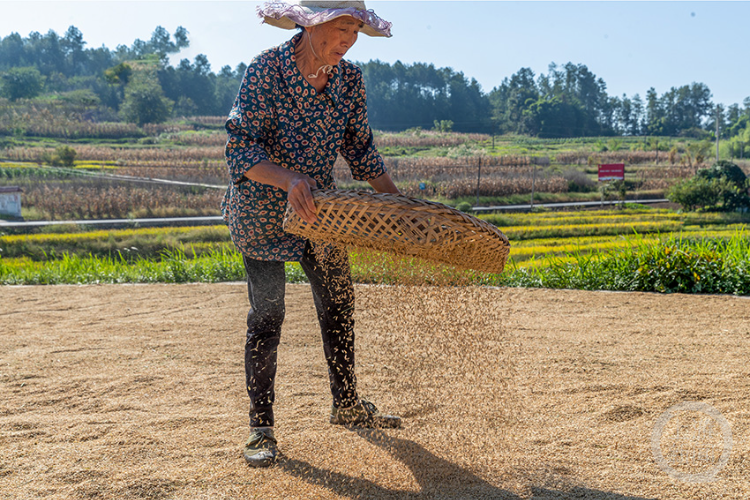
top-left (0, 226), bottom-right (232, 261)
top-left (437, 190), bottom-right (606, 208)
top-left (4, 232), bottom-right (747, 294)
top-left (0, 164), bottom-right (79, 180)
top-left (0, 247), bottom-right (307, 285)
top-left (508, 226), bottom-right (749, 266)
top-left (0, 248), bottom-right (242, 285)
top-left (503, 230), bottom-right (750, 295)
top-left (2, 209), bottom-right (748, 294)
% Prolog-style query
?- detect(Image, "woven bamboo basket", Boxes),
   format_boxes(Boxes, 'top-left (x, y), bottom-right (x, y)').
top-left (283, 189), bottom-right (511, 274)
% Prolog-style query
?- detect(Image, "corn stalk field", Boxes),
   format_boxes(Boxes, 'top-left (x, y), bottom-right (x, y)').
top-left (3, 127), bottom-right (748, 221)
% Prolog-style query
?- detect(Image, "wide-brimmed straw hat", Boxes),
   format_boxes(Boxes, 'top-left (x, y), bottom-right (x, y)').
top-left (258, 1), bottom-right (392, 38)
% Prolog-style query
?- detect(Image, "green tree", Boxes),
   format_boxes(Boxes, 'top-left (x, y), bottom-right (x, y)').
top-left (120, 74), bottom-right (173, 126)
top-left (0, 66), bottom-right (44, 100)
top-left (214, 64), bottom-right (242, 115)
top-left (644, 84), bottom-right (713, 136)
top-left (489, 67), bottom-right (538, 133)
top-left (159, 55), bottom-right (216, 115)
top-left (644, 87), bottom-right (664, 135)
top-left (61, 26), bottom-right (86, 76)
top-left (0, 32), bottom-right (25, 69)
top-left (359, 60), bottom-right (489, 132)
top-left (104, 62), bottom-right (133, 85)
top-left (173, 96), bottom-right (198, 117)
top-left (522, 96), bottom-right (584, 138)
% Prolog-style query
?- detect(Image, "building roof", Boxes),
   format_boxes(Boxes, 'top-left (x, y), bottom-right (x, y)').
top-left (0, 186), bottom-right (23, 193)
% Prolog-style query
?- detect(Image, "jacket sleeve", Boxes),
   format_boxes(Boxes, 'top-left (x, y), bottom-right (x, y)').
top-left (224, 57), bottom-right (277, 185)
top-left (339, 67), bottom-right (386, 182)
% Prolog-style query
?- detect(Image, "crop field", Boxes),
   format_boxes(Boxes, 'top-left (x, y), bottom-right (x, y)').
top-left (3, 128), bottom-right (740, 222)
top-left (2, 208), bottom-right (748, 294)
top-left (0, 154), bottom-right (691, 222)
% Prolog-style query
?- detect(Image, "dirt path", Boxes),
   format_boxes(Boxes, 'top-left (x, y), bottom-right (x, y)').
top-left (1, 283), bottom-right (748, 499)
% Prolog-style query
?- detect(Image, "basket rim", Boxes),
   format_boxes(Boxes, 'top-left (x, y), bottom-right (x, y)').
top-left (304, 189), bottom-right (509, 244)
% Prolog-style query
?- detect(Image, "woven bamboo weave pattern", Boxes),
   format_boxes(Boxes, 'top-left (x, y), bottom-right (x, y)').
top-left (283, 189), bottom-right (511, 274)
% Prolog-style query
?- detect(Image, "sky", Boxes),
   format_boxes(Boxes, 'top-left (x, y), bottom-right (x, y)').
top-left (1, 1), bottom-right (749, 107)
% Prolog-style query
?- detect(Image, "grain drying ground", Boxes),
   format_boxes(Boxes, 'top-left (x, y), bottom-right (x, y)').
top-left (1, 283), bottom-right (749, 499)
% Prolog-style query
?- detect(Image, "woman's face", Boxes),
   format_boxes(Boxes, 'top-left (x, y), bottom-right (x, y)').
top-left (307, 16), bottom-right (364, 66)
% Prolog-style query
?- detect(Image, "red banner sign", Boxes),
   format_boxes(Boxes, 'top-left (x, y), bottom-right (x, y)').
top-left (598, 163), bottom-right (625, 181)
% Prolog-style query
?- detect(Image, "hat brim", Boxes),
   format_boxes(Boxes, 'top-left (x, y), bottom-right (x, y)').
top-left (258, 4), bottom-right (392, 37)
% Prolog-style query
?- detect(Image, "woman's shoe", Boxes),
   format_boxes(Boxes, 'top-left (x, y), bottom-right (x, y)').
top-left (330, 399), bottom-right (401, 429)
top-left (242, 427), bottom-right (279, 467)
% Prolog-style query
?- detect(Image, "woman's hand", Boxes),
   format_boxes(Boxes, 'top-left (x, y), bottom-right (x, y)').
top-left (242, 161), bottom-right (319, 224)
top-left (286, 173), bottom-right (319, 224)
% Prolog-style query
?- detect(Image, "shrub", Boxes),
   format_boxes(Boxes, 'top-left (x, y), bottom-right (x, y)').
top-left (667, 177), bottom-right (730, 211)
top-left (40, 145), bottom-right (77, 167)
top-left (55, 145), bottom-right (77, 168)
top-left (563, 168), bottom-right (596, 193)
top-left (455, 201), bottom-right (473, 212)
top-left (679, 127), bottom-right (711, 140)
top-left (58, 89), bottom-right (101, 107)
top-left (501, 233), bottom-right (750, 296)
top-left (668, 160), bottom-right (749, 212)
top-left (698, 160), bottom-right (747, 186)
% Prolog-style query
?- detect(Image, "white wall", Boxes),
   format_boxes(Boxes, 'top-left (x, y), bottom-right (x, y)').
top-left (0, 192), bottom-right (22, 218)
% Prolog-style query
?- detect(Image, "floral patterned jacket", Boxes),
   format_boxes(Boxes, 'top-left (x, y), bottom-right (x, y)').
top-left (222, 32), bottom-right (386, 261)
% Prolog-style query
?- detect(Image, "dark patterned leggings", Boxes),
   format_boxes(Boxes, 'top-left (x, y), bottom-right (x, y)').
top-left (242, 242), bottom-right (357, 427)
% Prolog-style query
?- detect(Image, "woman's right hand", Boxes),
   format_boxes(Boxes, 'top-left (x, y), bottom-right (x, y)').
top-left (286, 173), bottom-right (318, 224)
top-left (243, 161), bottom-right (319, 224)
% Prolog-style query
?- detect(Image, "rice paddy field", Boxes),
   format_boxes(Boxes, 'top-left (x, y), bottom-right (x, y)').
top-left (1, 207), bottom-right (748, 295)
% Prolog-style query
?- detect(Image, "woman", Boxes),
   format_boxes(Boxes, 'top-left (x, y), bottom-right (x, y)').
top-left (222, 0), bottom-right (401, 468)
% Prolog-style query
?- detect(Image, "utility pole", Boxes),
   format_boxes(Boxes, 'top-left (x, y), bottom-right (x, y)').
top-left (530, 163), bottom-right (536, 210)
top-left (475, 156), bottom-right (482, 207)
top-left (716, 105), bottom-right (721, 162)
